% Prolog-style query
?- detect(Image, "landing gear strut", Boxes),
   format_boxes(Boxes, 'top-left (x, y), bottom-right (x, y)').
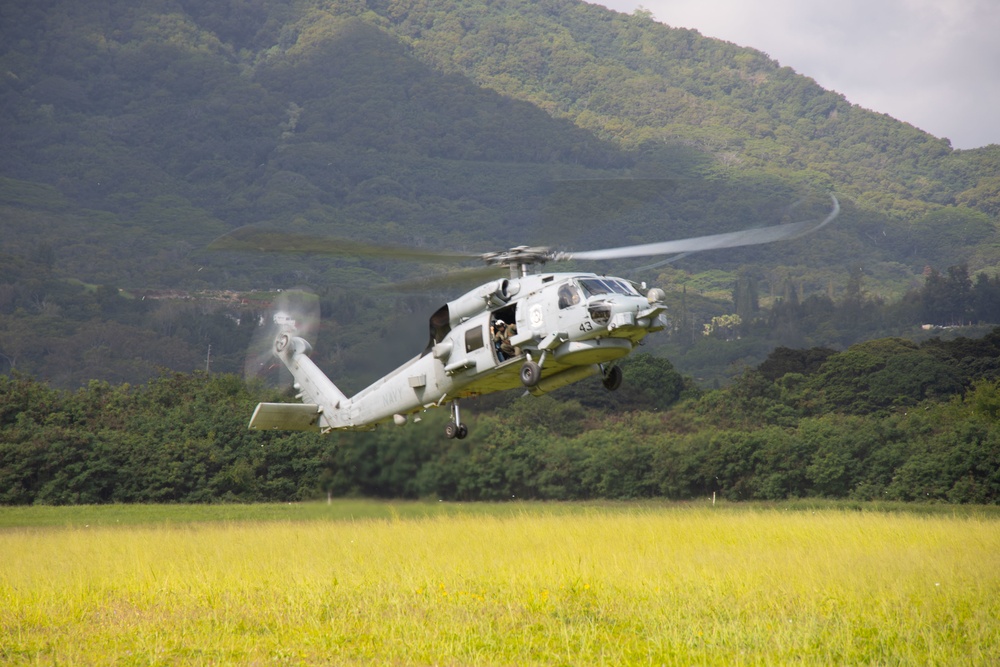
top-left (445, 400), bottom-right (468, 439)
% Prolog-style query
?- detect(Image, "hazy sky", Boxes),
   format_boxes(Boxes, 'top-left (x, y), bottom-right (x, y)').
top-left (592, 0), bottom-right (1000, 149)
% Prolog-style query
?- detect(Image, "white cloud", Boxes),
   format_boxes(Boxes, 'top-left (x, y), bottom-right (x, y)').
top-left (591, 0), bottom-right (1000, 149)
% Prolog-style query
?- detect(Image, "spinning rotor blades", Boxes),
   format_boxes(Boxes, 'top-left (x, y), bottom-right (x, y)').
top-left (210, 228), bottom-right (476, 264)
top-left (244, 289), bottom-right (321, 388)
top-left (563, 195), bottom-right (839, 262)
top-left (211, 195), bottom-right (838, 281)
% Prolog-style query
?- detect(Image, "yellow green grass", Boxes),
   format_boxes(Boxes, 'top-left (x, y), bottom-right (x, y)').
top-left (2, 503), bottom-right (998, 665)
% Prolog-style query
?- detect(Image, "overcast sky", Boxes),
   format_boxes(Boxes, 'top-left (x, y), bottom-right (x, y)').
top-left (592, 0), bottom-right (1000, 149)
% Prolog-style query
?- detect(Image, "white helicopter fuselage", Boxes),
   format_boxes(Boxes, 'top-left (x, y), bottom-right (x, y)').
top-left (249, 271), bottom-right (667, 434)
top-left (228, 195), bottom-right (837, 438)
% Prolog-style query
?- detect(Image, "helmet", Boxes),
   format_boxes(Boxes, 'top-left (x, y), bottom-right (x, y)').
top-left (495, 319), bottom-right (505, 326)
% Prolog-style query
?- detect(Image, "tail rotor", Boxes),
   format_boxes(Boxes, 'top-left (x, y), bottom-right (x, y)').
top-left (244, 289), bottom-right (320, 388)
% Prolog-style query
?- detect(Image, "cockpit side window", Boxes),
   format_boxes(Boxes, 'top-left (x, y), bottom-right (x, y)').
top-left (557, 283), bottom-right (582, 309)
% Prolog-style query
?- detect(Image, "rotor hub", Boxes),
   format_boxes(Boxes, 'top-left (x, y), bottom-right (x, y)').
top-left (481, 246), bottom-right (555, 276)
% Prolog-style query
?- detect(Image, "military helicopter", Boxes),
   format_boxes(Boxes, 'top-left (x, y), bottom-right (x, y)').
top-left (214, 196), bottom-right (838, 438)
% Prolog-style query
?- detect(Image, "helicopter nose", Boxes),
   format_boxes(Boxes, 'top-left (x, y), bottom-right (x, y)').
top-left (608, 311), bottom-right (637, 332)
top-left (587, 303), bottom-right (611, 325)
top-left (605, 295), bottom-right (665, 336)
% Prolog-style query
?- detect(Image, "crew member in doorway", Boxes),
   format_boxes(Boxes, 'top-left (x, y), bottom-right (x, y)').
top-left (499, 320), bottom-right (518, 359)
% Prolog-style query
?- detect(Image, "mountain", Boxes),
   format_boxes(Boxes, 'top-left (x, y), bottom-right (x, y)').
top-left (2, 0), bottom-right (999, 388)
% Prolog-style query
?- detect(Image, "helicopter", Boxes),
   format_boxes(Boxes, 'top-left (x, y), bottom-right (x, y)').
top-left (214, 195), bottom-right (838, 438)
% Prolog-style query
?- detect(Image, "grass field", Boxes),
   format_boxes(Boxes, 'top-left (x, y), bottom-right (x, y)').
top-left (1, 501), bottom-right (998, 665)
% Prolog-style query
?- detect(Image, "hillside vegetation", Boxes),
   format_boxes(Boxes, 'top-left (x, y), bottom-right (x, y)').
top-left (1, 0), bottom-right (999, 388)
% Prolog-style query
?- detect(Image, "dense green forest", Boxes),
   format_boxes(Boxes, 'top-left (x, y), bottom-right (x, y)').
top-left (4, 332), bottom-right (999, 505)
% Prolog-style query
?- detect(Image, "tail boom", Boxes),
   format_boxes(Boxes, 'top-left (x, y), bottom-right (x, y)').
top-left (248, 333), bottom-right (349, 432)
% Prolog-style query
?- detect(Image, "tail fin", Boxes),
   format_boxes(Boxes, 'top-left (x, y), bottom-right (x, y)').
top-left (248, 333), bottom-right (347, 432)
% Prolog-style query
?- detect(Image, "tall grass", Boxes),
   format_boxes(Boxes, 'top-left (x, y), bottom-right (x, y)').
top-left (2, 504), bottom-right (998, 664)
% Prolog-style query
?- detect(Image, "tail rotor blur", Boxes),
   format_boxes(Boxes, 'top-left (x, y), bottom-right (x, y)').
top-left (244, 289), bottom-right (320, 388)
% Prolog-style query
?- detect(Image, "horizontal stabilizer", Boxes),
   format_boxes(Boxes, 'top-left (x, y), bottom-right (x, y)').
top-left (249, 402), bottom-right (322, 432)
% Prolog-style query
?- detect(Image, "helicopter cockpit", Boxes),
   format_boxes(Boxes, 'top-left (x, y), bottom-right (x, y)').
top-left (558, 277), bottom-right (639, 310)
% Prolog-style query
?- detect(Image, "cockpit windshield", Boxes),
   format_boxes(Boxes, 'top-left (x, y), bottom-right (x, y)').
top-left (578, 278), bottom-right (639, 297)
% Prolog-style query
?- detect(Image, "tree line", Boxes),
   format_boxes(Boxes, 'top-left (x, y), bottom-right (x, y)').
top-left (3, 336), bottom-right (998, 505)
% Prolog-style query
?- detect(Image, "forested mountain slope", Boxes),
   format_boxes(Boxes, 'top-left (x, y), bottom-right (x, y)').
top-left (2, 0), bottom-right (999, 388)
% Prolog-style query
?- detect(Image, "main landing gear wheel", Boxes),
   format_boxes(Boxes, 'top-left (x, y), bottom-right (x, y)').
top-left (445, 421), bottom-right (468, 439)
top-left (520, 360), bottom-right (541, 387)
top-left (602, 365), bottom-right (623, 391)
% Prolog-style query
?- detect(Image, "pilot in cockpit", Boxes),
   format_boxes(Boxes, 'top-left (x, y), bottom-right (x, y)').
top-left (558, 283), bottom-right (581, 309)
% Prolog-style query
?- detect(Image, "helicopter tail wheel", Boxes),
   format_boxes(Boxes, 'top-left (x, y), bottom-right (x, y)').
top-left (602, 365), bottom-right (623, 391)
top-left (520, 360), bottom-right (541, 387)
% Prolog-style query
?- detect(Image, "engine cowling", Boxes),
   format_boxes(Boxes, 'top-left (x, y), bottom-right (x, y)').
top-left (445, 279), bottom-right (519, 325)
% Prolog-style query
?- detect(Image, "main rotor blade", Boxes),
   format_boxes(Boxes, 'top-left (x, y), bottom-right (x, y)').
top-left (564, 195), bottom-right (839, 262)
top-left (210, 227), bottom-right (478, 264)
